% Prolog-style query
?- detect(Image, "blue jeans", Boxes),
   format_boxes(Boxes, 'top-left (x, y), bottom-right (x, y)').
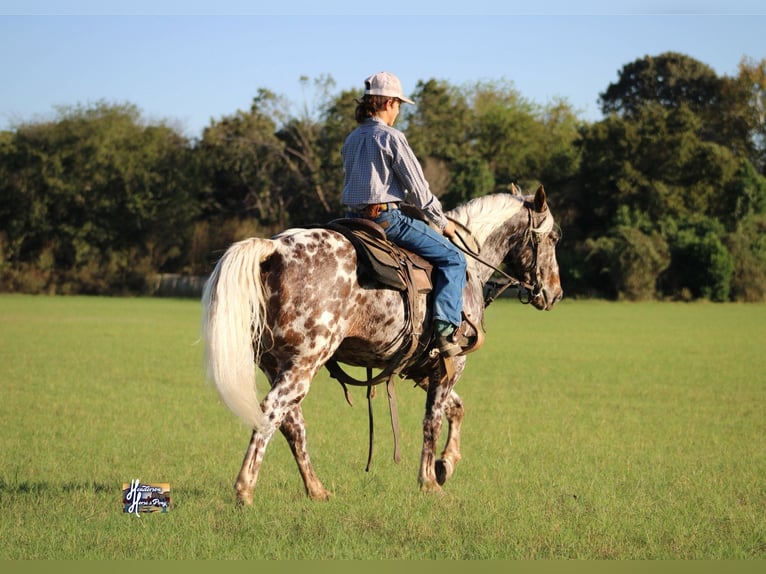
top-left (372, 209), bottom-right (466, 328)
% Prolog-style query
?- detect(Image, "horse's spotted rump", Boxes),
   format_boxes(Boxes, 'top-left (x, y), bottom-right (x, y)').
top-left (264, 230), bottom-right (357, 364)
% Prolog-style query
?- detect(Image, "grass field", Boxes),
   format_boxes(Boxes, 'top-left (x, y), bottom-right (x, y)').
top-left (0, 294), bottom-right (764, 559)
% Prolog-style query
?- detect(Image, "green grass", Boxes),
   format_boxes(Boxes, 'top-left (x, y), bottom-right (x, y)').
top-left (0, 294), bottom-right (764, 559)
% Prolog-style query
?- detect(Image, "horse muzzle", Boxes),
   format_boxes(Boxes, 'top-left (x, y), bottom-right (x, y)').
top-left (531, 285), bottom-right (563, 310)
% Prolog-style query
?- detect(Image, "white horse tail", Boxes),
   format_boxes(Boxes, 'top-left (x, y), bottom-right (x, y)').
top-left (201, 237), bottom-right (277, 432)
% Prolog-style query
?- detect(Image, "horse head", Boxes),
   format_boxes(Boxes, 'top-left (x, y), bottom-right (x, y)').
top-left (505, 185), bottom-right (563, 310)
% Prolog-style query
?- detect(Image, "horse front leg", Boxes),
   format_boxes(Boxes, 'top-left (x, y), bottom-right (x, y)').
top-left (280, 405), bottom-right (331, 501)
top-left (418, 363), bottom-right (457, 493)
top-left (435, 390), bottom-right (465, 486)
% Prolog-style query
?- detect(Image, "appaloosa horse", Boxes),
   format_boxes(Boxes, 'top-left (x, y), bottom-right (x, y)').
top-left (202, 185), bottom-right (563, 505)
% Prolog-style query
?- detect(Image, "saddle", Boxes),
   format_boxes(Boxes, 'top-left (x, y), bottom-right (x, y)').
top-left (325, 217), bottom-right (433, 294)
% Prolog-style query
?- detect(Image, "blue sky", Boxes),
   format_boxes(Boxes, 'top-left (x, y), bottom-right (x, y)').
top-left (1, 1), bottom-right (764, 139)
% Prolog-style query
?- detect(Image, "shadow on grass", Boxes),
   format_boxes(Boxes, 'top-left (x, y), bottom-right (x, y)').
top-left (0, 477), bottom-right (214, 504)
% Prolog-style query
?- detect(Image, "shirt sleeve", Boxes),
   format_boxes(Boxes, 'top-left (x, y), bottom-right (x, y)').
top-left (390, 132), bottom-right (449, 230)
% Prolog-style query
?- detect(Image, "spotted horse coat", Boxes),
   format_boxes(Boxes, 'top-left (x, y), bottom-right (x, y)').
top-left (202, 186), bottom-right (563, 504)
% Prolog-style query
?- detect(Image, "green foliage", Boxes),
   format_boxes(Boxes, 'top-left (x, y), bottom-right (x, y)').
top-left (403, 78), bottom-right (582, 208)
top-left (600, 51), bottom-right (723, 118)
top-left (729, 158), bottom-right (766, 224)
top-left (196, 90), bottom-right (285, 224)
top-left (574, 104), bottom-right (741, 232)
top-left (562, 53), bottom-right (766, 301)
top-left (594, 50), bottom-right (765, 204)
top-left (0, 102), bottom-right (197, 294)
top-left (440, 155), bottom-right (495, 207)
top-left (405, 78), bottom-right (473, 162)
top-left (661, 215), bottom-right (735, 301)
top-left (314, 87), bottom-right (359, 219)
top-left (721, 57), bottom-right (766, 172)
top-left (2, 56), bottom-right (765, 300)
top-left (470, 80), bottom-right (543, 184)
top-left (726, 213), bottom-right (766, 301)
top-left (584, 211), bottom-right (670, 300)
top-left (538, 98), bottom-right (583, 186)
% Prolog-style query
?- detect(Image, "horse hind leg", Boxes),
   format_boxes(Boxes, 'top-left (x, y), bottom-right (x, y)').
top-left (234, 427), bottom-right (273, 506)
top-left (234, 370), bottom-right (316, 505)
top-left (280, 405), bottom-right (331, 501)
top-left (435, 390), bottom-right (464, 486)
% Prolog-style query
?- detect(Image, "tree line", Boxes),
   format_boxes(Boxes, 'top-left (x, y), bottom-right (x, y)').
top-left (1, 52), bottom-right (764, 301)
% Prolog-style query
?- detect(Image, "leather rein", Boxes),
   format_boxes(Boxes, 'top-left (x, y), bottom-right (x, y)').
top-left (450, 202), bottom-right (554, 307)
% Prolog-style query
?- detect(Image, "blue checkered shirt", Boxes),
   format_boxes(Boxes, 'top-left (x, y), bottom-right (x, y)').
top-left (341, 117), bottom-right (448, 230)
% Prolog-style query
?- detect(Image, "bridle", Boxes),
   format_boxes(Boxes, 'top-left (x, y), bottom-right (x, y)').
top-left (451, 203), bottom-right (555, 307)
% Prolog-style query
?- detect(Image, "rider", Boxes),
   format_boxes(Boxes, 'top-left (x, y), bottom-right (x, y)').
top-left (341, 71), bottom-right (467, 357)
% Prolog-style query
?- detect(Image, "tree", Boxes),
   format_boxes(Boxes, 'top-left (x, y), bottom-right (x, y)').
top-left (574, 103), bottom-right (742, 235)
top-left (0, 101), bottom-right (198, 293)
top-left (537, 98), bottom-right (582, 187)
top-left (584, 224), bottom-right (670, 300)
top-left (440, 155), bottom-right (494, 207)
top-left (600, 52), bottom-right (723, 119)
top-left (469, 80), bottom-right (543, 188)
top-left (723, 57), bottom-right (766, 173)
top-left (661, 214), bottom-right (735, 301)
top-left (275, 116), bottom-right (333, 222)
top-left (405, 78), bottom-right (472, 164)
top-left (726, 212), bottom-right (766, 301)
top-left (275, 75), bottom-right (349, 224)
top-left (600, 52), bottom-right (765, 174)
top-left (728, 158), bottom-right (766, 224)
top-left (274, 77), bottom-right (367, 225)
top-left (196, 89), bottom-right (287, 225)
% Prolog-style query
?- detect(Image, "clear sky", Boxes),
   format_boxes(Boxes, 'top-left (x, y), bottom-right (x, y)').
top-left (1, 1), bottom-right (764, 139)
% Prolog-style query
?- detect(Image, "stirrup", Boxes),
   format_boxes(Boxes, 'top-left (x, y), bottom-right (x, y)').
top-left (437, 334), bottom-right (461, 357)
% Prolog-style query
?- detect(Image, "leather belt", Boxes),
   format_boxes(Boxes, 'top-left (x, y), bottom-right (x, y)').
top-left (359, 202), bottom-right (399, 219)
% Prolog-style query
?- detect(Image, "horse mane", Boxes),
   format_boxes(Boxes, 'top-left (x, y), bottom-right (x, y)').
top-left (447, 193), bottom-right (526, 248)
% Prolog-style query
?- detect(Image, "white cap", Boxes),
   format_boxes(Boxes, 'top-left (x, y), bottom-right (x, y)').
top-left (364, 71), bottom-right (415, 104)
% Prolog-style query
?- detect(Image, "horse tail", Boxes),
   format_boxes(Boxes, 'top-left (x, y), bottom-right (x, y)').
top-left (202, 237), bottom-right (277, 432)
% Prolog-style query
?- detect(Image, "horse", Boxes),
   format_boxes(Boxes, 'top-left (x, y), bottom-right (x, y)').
top-left (201, 185), bottom-right (563, 505)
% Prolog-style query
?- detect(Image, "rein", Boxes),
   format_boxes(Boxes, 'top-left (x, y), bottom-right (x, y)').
top-left (449, 204), bottom-right (552, 306)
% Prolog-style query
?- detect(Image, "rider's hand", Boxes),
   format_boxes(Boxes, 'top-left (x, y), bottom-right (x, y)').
top-left (442, 220), bottom-right (457, 238)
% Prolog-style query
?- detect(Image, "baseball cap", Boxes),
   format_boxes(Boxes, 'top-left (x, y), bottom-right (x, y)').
top-left (364, 71), bottom-right (415, 104)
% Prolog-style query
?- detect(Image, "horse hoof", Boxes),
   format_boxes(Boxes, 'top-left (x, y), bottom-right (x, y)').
top-left (419, 480), bottom-right (443, 494)
top-left (235, 486), bottom-right (254, 507)
top-left (435, 459), bottom-right (453, 485)
top-left (308, 489), bottom-right (332, 502)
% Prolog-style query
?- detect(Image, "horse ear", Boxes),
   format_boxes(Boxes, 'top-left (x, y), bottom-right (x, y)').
top-left (510, 182), bottom-right (522, 196)
top-left (534, 185), bottom-right (547, 212)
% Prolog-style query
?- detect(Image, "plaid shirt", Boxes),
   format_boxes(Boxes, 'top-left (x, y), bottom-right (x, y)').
top-left (341, 117), bottom-right (448, 230)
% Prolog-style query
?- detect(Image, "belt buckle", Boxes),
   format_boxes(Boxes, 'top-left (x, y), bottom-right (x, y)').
top-left (364, 203), bottom-right (384, 219)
